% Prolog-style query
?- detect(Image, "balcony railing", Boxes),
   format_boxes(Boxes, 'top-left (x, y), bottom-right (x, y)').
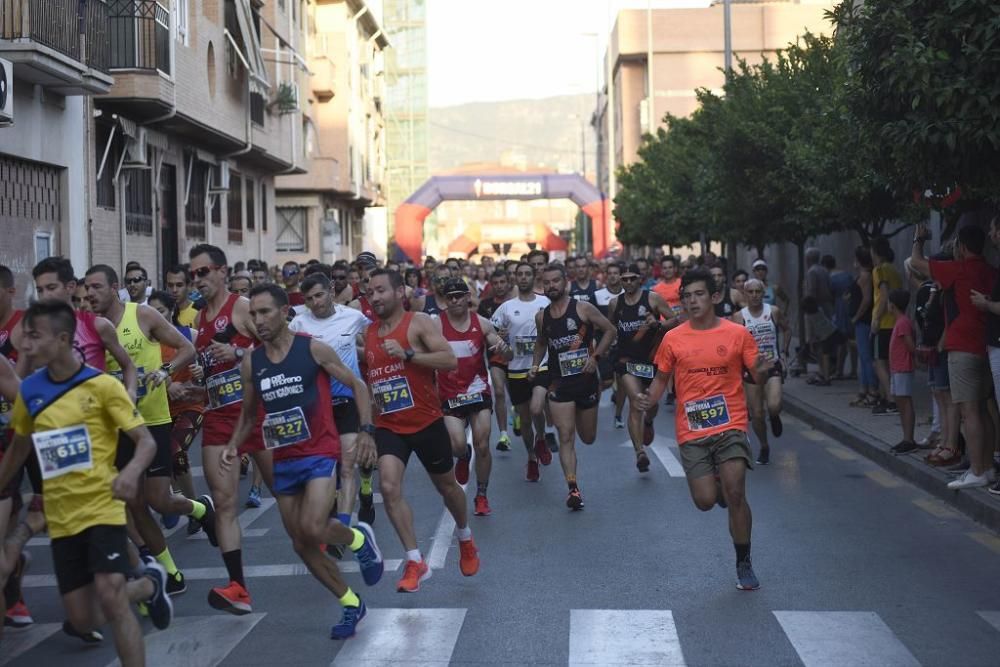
top-left (84, 0), bottom-right (111, 73)
top-left (0, 0), bottom-right (80, 60)
top-left (108, 0), bottom-right (170, 74)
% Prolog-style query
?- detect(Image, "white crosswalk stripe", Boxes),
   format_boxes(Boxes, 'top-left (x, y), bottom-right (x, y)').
top-left (330, 608), bottom-right (467, 665)
top-left (647, 436), bottom-right (686, 477)
top-left (977, 610), bottom-right (1000, 633)
top-left (773, 611), bottom-right (921, 667)
top-left (189, 498), bottom-right (276, 540)
top-left (0, 623), bottom-right (61, 666)
top-left (570, 609), bottom-right (686, 666)
top-left (104, 613), bottom-right (266, 667)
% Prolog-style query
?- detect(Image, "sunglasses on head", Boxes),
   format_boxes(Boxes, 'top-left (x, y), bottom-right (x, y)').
top-left (188, 265), bottom-right (221, 280)
top-left (125, 277), bottom-right (146, 285)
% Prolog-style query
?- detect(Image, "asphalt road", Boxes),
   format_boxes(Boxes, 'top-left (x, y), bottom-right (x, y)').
top-left (5, 393), bottom-right (1000, 666)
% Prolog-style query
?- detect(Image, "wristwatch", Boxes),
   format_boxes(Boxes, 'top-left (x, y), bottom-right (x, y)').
top-left (233, 346), bottom-right (246, 361)
top-left (404, 349), bottom-right (415, 362)
top-left (360, 423), bottom-right (376, 435)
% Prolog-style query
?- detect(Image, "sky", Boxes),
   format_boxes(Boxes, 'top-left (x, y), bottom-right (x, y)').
top-left (426, 0), bottom-right (712, 108)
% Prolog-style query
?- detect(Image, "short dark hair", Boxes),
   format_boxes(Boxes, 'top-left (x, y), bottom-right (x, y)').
top-left (369, 268), bottom-right (404, 289)
top-left (24, 299), bottom-right (77, 339)
top-left (85, 264), bottom-right (119, 286)
top-left (490, 268), bottom-right (508, 280)
top-left (147, 289), bottom-right (176, 312)
top-left (660, 256), bottom-right (675, 267)
top-left (303, 263), bottom-right (330, 278)
top-left (0, 265), bottom-right (14, 289)
top-left (871, 237), bottom-right (894, 263)
top-left (33, 257), bottom-right (75, 284)
top-left (680, 267), bottom-right (718, 295)
top-left (543, 263), bottom-right (567, 280)
top-left (165, 264), bottom-right (189, 282)
top-left (958, 225), bottom-right (987, 256)
top-left (230, 275), bottom-right (252, 289)
top-left (527, 249), bottom-right (549, 264)
top-left (283, 260), bottom-right (299, 269)
top-left (249, 283), bottom-right (289, 306)
top-left (190, 243), bottom-right (227, 266)
top-left (732, 269), bottom-right (748, 281)
top-left (888, 288), bottom-right (911, 312)
top-left (404, 268), bottom-right (422, 283)
top-left (854, 245), bottom-right (874, 270)
top-left (301, 273), bottom-right (332, 294)
top-left (606, 261), bottom-right (625, 274)
top-left (516, 261), bottom-right (534, 275)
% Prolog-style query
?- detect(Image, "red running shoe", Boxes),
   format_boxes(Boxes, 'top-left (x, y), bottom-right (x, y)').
top-left (474, 494), bottom-right (492, 516)
top-left (642, 420), bottom-right (655, 446)
top-left (208, 581), bottom-right (252, 615)
top-left (534, 437), bottom-right (552, 466)
top-left (459, 538), bottom-right (480, 576)
top-left (525, 460), bottom-right (540, 482)
top-left (397, 559), bottom-right (431, 593)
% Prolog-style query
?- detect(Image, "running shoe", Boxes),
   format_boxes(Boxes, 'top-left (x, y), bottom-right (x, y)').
top-left (459, 538), bottom-right (480, 576)
top-left (358, 489), bottom-right (376, 525)
top-left (642, 420), bottom-right (655, 446)
top-left (5, 600), bottom-right (33, 628)
top-left (566, 488), bottom-right (584, 511)
top-left (245, 484), bottom-right (262, 509)
top-left (872, 401), bottom-right (899, 416)
top-left (352, 522), bottom-right (384, 587)
top-left (891, 440), bottom-right (918, 454)
top-left (756, 448), bottom-right (770, 466)
top-left (455, 444), bottom-right (472, 485)
top-left (496, 434), bottom-right (512, 452)
top-left (989, 478), bottom-right (1000, 496)
top-left (512, 413), bottom-right (521, 436)
top-left (545, 432), bottom-right (559, 453)
top-left (141, 562), bottom-right (174, 630)
top-left (62, 620), bottom-right (103, 643)
top-left (769, 414), bottom-right (783, 438)
top-left (947, 469), bottom-right (991, 490)
top-left (196, 494), bottom-right (219, 547)
top-left (525, 460), bottom-right (540, 482)
top-left (474, 494), bottom-right (492, 516)
top-left (614, 416), bottom-right (625, 429)
top-left (397, 559), bottom-right (431, 593)
top-left (534, 437), bottom-right (552, 466)
top-left (161, 513), bottom-right (180, 530)
top-left (2, 552), bottom-right (29, 622)
top-left (166, 570), bottom-right (187, 596)
top-left (636, 450), bottom-right (650, 473)
top-left (208, 581), bottom-right (253, 615)
top-left (187, 517), bottom-right (203, 535)
top-left (330, 600), bottom-right (366, 640)
top-left (736, 558), bottom-right (760, 591)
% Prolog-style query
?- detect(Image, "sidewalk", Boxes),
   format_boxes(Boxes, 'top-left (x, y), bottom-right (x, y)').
top-left (781, 371), bottom-right (1000, 533)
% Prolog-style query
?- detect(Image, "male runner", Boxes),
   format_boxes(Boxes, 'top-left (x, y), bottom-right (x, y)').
top-left (437, 279), bottom-right (510, 516)
top-left (84, 265), bottom-right (209, 595)
top-left (636, 268), bottom-right (769, 591)
top-left (331, 264), bottom-right (356, 306)
top-left (526, 250), bottom-right (549, 294)
top-left (0, 266), bottom-right (23, 366)
top-left (570, 257), bottom-right (599, 305)
top-left (0, 354), bottom-right (30, 635)
top-left (653, 256), bottom-right (682, 315)
top-left (491, 263), bottom-right (551, 481)
top-left (411, 264), bottom-right (450, 316)
top-left (532, 264), bottom-right (616, 509)
top-left (123, 265), bottom-right (149, 305)
top-left (222, 284), bottom-right (383, 639)
top-left (609, 263), bottom-right (677, 472)
top-left (595, 262), bottom-right (627, 427)
top-left (189, 243), bottom-right (273, 614)
top-left (364, 269), bottom-right (479, 592)
top-left (477, 269), bottom-right (514, 452)
top-left (0, 300), bottom-right (174, 662)
top-left (165, 265), bottom-right (199, 327)
top-left (291, 273), bottom-right (377, 526)
top-left (711, 265), bottom-right (737, 318)
top-left (732, 278), bottom-right (789, 464)
top-left (281, 261), bottom-right (306, 307)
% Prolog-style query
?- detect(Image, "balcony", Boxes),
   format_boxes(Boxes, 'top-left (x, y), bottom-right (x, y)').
top-left (108, 0), bottom-right (170, 74)
top-left (0, 0), bottom-right (113, 94)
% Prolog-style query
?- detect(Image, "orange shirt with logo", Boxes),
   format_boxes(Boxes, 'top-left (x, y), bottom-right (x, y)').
top-left (653, 318), bottom-right (758, 445)
top-left (653, 279), bottom-right (681, 312)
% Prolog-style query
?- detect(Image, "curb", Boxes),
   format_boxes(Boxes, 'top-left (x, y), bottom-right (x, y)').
top-left (783, 393), bottom-right (1000, 534)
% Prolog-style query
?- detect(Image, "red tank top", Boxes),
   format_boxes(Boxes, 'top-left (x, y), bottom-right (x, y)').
top-left (74, 311), bottom-right (105, 371)
top-left (195, 293), bottom-right (255, 413)
top-left (365, 312), bottom-right (441, 433)
top-left (437, 313), bottom-right (490, 402)
top-left (359, 296), bottom-right (376, 322)
top-left (0, 310), bottom-right (22, 363)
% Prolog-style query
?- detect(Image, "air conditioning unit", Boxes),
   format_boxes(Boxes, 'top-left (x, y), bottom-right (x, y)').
top-left (0, 58), bottom-right (12, 126)
top-left (123, 128), bottom-right (148, 167)
top-left (210, 160), bottom-right (231, 191)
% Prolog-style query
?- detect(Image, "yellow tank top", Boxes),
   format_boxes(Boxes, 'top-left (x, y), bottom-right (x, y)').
top-left (106, 302), bottom-right (171, 426)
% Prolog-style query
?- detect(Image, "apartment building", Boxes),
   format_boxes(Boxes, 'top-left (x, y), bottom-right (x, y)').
top-left (275, 0), bottom-right (387, 265)
top-left (0, 0), bottom-right (113, 303)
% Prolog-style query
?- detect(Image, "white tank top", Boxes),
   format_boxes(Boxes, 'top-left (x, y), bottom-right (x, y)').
top-left (740, 303), bottom-right (780, 361)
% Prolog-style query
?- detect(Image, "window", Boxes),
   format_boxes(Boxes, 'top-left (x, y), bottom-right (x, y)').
top-left (124, 171), bottom-right (154, 236)
top-left (211, 195), bottom-right (221, 226)
top-left (34, 233), bottom-right (52, 264)
top-left (250, 92), bottom-right (265, 125)
top-left (176, 0), bottom-right (189, 45)
top-left (261, 185), bottom-right (267, 232)
top-left (246, 178), bottom-right (255, 231)
top-left (185, 158), bottom-right (208, 240)
top-left (227, 171), bottom-right (243, 244)
top-left (95, 123), bottom-right (118, 210)
top-left (276, 207), bottom-right (307, 252)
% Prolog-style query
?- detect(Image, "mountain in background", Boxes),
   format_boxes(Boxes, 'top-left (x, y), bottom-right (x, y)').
top-left (428, 93), bottom-right (597, 174)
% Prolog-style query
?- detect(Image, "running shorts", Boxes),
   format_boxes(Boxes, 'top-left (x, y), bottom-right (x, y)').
top-left (374, 419), bottom-right (452, 475)
top-left (547, 375), bottom-right (601, 410)
top-left (679, 429), bottom-right (754, 479)
top-left (273, 455), bottom-right (337, 496)
top-left (508, 370), bottom-right (550, 406)
top-left (442, 394), bottom-right (493, 420)
top-left (51, 524), bottom-right (130, 594)
top-left (332, 398), bottom-right (360, 435)
top-left (115, 423), bottom-right (173, 478)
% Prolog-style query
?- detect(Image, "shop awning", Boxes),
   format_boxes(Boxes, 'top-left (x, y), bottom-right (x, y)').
top-left (233, 0), bottom-right (270, 94)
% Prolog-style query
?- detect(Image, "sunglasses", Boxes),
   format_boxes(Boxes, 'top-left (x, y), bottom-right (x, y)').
top-left (622, 276), bottom-right (639, 282)
top-left (332, 274), bottom-right (348, 281)
top-left (282, 269), bottom-right (299, 277)
top-left (188, 265), bottom-right (221, 280)
top-left (125, 277), bottom-right (146, 285)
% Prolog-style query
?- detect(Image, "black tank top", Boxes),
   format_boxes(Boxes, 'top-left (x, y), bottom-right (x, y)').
top-left (613, 291), bottom-right (659, 362)
top-left (542, 298), bottom-right (594, 380)
top-left (423, 294), bottom-right (441, 316)
top-left (570, 280), bottom-right (598, 305)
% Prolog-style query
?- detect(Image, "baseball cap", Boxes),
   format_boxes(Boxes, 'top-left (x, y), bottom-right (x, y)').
top-left (443, 278), bottom-right (470, 295)
top-left (623, 263), bottom-right (642, 276)
top-left (752, 259), bottom-right (768, 270)
top-left (356, 251), bottom-right (378, 269)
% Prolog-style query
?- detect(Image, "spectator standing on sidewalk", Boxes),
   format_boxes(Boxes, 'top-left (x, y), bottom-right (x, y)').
top-left (849, 246), bottom-right (879, 407)
top-left (870, 238), bottom-right (903, 415)
top-left (888, 289), bottom-right (917, 453)
top-left (911, 223), bottom-right (997, 489)
top-left (826, 254), bottom-right (857, 380)
top-left (970, 215), bottom-right (1000, 493)
top-left (802, 296), bottom-right (842, 385)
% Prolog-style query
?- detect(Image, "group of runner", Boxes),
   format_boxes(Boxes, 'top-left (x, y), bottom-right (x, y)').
top-left (0, 246), bottom-right (787, 661)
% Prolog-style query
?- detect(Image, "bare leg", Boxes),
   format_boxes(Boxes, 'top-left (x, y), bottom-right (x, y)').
top-left (719, 458), bottom-right (752, 544)
top-left (490, 367), bottom-right (509, 434)
top-left (275, 480), bottom-right (350, 597)
top-left (429, 470), bottom-right (469, 530)
top-left (378, 455), bottom-right (418, 551)
top-left (470, 409), bottom-right (493, 487)
top-left (898, 395), bottom-right (915, 443)
top-left (745, 382), bottom-right (768, 452)
top-left (63, 573), bottom-right (155, 667)
top-left (548, 400), bottom-right (579, 482)
top-left (622, 374), bottom-right (646, 453)
top-left (202, 445), bottom-right (241, 552)
top-left (337, 433), bottom-right (359, 517)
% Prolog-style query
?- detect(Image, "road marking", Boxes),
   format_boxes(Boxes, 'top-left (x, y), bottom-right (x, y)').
top-left (825, 445), bottom-right (859, 461)
top-left (0, 623), bottom-right (61, 666)
top-left (968, 531), bottom-right (1000, 556)
top-left (23, 560), bottom-right (403, 588)
top-left (570, 609), bottom-right (686, 666)
top-left (190, 497), bottom-right (276, 540)
top-left (331, 608), bottom-right (467, 666)
top-left (865, 469), bottom-right (902, 488)
top-left (800, 430), bottom-right (829, 442)
top-left (773, 611), bottom-right (920, 667)
top-left (648, 437), bottom-right (686, 478)
top-left (912, 497), bottom-right (960, 520)
top-left (427, 507), bottom-right (457, 570)
top-left (977, 611), bottom-right (1000, 633)
top-left (106, 613), bottom-right (266, 667)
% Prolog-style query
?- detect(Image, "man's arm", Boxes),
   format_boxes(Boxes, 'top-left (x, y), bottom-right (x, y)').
top-left (0, 357), bottom-right (18, 402)
top-left (0, 434), bottom-right (32, 492)
top-left (96, 316), bottom-right (138, 401)
top-left (310, 340), bottom-right (376, 468)
top-left (379, 313), bottom-right (456, 370)
top-left (578, 301), bottom-right (616, 360)
top-left (140, 306), bottom-right (196, 387)
top-left (772, 306), bottom-right (792, 357)
top-left (650, 292), bottom-right (684, 330)
top-left (221, 354), bottom-right (257, 471)
top-left (910, 224), bottom-right (932, 278)
top-left (530, 311), bottom-right (549, 374)
top-left (478, 315), bottom-right (512, 361)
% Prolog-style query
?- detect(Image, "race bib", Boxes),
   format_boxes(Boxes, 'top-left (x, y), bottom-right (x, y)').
top-left (374, 376), bottom-right (414, 414)
top-left (684, 394), bottom-right (731, 431)
top-left (514, 336), bottom-right (536, 356)
top-left (558, 348), bottom-right (589, 377)
top-left (110, 366), bottom-right (148, 399)
top-left (447, 392), bottom-right (483, 409)
top-left (206, 367), bottom-right (243, 410)
top-left (626, 362), bottom-right (655, 379)
top-left (32, 424), bottom-right (93, 480)
top-left (262, 407), bottom-right (311, 450)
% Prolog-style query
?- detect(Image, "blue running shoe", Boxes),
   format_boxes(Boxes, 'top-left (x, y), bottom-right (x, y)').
top-left (246, 485), bottom-right (262, 509)
top-left (352, 522), bottom-right (384, 586)
top-left (330, 600), bottom-right (366, 640)
top-left (141, 562), bottom-right (175, 629)
top-left (736, 558), bottom-right (760, 591)
top-left (161, 513), bottom-right (180, 530)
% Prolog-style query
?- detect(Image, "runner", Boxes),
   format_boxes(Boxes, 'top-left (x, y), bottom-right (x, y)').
top-left (477, 269), bottom-right (515, 452)
top-left (437, 279), bottom-right (511, 516)
top-left (364, 269), bottom-right (479, 592)
top-left (570, 257), bottom-right (599, 305)
top-left (608, 263), bottom-right (678, 472)
top-left (491, 262), bottom-right (551, 481)
top-left (189, 243), bottom-right (272, 615)
top-left (653, 256), bottom-right (683, 315)
top-left (527, 250), bottom-right (549, 294)
top-left (290, 273), bottom-right (377, 526)
top-left (165, 265), bottom-right (199, 327)
top-left (0, 300), bottom-right (174, 662)
top-left (732, 278), bottom-right (790, 465)
top-left (636, 267), bottom-right (770, 591)
top-left (331, 264), bottom-right (356, 306)
top-left (532, 263), bottom-right (616, 509)
top-left (710, 265), bottom-right (737, 318)
top-left (84, 265), bottom-right (208, 596)
top-left (222, 283), bottom-right (384, 639)
top-left (411, 264), bottom-right (451, 316)
top-left (595, 262), bottom-right (627, 428)
top-left (0, 336), bottom-right (30, 632)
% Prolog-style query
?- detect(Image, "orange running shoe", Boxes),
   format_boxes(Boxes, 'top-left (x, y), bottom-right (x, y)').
top-left (397, 559), bottom-right (431, 593)
top-left (459, 538), bottom-right (480, 576)
top-left (208, 581), bottom-right (252, 615)
top-left (474, 494), bottom-right (491, 516)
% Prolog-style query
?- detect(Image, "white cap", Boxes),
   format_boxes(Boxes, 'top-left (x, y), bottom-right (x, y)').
top-left (752, 259), bottom-right (768, 270)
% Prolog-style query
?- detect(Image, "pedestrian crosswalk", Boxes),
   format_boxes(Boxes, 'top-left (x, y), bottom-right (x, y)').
top-left (5, 607), bottom-right (999, 666)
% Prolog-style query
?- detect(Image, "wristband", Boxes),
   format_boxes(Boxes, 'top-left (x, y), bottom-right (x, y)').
top-left (360, 423), bottom-right (376, 435)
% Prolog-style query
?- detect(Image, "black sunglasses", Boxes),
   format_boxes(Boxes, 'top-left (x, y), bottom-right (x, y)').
top-left (125, 277), bottom-right (147, 285)
top-left (189, 265), bottom-right (220, 280)
top-left (622, 276), bottom-right (640, 282)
